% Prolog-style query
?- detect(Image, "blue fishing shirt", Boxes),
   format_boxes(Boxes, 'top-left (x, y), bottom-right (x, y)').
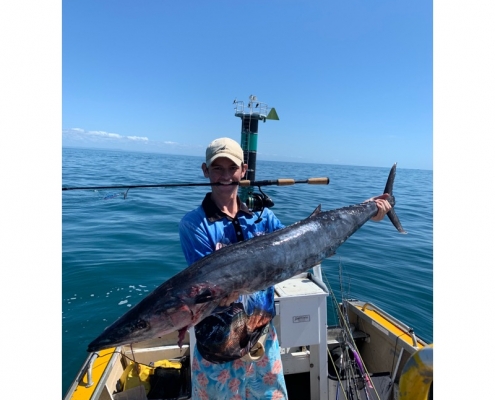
top-left (179, 193), bottom-right (285, 363)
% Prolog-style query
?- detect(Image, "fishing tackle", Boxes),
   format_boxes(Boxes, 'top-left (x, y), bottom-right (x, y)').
top-left (62, 177), bottom-right (330, 208)
top-left (62, 177), bottom-right (329, 192)
top-left (247, 186), bottom-right (274, 221)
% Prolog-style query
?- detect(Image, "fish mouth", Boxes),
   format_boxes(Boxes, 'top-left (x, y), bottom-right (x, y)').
top-left (87, 338), bottom-right (112, 353)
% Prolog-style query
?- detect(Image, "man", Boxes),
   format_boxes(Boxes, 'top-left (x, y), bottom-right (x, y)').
top-left (179, 137), bottom-right (391, 399)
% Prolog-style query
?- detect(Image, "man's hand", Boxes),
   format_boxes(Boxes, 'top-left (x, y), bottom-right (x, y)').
top-left (366, 194), bottom-right (392, 222)
top-left (219, 291), bottom-right (239, 306)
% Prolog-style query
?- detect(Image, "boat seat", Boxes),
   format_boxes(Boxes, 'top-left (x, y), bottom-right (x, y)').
top-left (326, 325), bottom-right (369, 346)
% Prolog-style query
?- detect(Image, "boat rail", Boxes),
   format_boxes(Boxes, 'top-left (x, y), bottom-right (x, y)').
top-left (233, 95), bottom-right (271, 119)
top-left (64, 347), bottom-right (121, 400)
top-left (359, 301), bottom-right (422, 349)
top-left (80, 352), bottom-right (99, 388)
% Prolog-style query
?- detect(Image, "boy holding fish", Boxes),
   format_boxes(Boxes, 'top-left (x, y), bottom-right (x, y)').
top-left (179, 137), bottom-right (390, 400)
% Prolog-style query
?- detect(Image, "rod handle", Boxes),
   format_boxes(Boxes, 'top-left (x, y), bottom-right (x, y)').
top-left (307, 177), bottom-right (330, 185)
top-left (276, 179), bottom-right (297, 186)
top-left (276, 178), bottom-right (329, 186)
top-left (238, 177), bottom-right (330, 187)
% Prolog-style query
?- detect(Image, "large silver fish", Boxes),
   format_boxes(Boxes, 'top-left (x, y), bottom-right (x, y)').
top-left (87, 163), bottom-right (405, 352)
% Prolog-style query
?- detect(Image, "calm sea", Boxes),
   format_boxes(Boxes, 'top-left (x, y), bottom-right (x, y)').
top-left (62, 147), bottom-right (433, 395)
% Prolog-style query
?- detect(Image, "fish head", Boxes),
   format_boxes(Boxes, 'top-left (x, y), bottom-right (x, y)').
top-left (87, 284), bottom-right (224, 352)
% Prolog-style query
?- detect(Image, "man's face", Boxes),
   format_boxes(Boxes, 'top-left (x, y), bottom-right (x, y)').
top-left (203, 157), bottom-right (247, 194)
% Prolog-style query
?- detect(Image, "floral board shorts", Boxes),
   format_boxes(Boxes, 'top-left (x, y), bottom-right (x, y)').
top-left (191, 321), bottom-right (288, 400)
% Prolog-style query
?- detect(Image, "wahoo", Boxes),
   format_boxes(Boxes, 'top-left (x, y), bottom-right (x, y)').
top-left (87, 163), bottom-right (405, 353)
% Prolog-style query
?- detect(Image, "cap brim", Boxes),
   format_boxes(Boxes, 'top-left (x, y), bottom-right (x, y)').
top-left (206, 153), bottom-right (243, 167)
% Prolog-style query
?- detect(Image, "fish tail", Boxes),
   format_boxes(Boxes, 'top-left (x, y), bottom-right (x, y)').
top-left (384, 163), bottom-right (407, 234)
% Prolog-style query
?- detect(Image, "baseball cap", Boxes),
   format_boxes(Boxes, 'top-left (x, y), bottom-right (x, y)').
top-left (205, 138), bottom-right (244, 167)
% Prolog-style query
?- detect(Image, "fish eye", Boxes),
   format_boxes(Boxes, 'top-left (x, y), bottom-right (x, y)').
top-left (135, 319), bottom-right (148, 330)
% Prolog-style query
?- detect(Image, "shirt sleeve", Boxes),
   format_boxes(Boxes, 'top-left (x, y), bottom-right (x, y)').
top-left (264, 208), bottom-right (285, 232)
top-left (179, 209), bottom-right (214, 266)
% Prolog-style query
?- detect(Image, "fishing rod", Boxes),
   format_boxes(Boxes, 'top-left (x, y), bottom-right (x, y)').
top-left (62, 177), bottom-right (330, 206)
top-left (61, 177), bottom-right (329, 191)
top-left (336, 267), bottom-right (378, 400)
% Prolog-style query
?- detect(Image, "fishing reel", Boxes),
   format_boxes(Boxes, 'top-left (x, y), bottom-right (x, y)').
top-left (245, 187), bottom-right (274, 222)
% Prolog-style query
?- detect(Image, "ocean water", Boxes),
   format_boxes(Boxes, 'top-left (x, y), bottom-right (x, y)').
top-left (62, 147), bottom-right (433, 395)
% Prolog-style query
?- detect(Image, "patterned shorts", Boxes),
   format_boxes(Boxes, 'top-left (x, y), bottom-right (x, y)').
top-left (191, 321), bottom-right (288, 400)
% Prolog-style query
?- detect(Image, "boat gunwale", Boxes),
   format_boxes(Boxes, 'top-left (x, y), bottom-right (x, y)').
top-left (65, 347), bottom-right (120, 400)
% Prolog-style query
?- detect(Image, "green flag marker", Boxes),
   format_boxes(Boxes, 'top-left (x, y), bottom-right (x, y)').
top-left (266, 107), bottom-right (279, 120)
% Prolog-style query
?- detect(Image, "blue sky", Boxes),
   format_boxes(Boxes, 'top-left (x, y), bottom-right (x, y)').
top-left (62, 0), bottom-right (432, 170)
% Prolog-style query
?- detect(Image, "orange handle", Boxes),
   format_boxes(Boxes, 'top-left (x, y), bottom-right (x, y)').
top-left (277, 179), bottom-right (296, 186)
top-left (238, 177), bottom-right (330, 187)
top-left (307, 177), bottom-right (330, 185)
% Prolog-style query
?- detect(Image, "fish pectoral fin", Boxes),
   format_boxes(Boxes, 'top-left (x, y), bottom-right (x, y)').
top-left (177, 326), bottom-right (189, 348)
top-left (194, 289), bottom-right (216, 304)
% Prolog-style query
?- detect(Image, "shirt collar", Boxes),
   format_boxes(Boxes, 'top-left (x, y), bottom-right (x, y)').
top-left (202, 192), bottom-right (253, 222)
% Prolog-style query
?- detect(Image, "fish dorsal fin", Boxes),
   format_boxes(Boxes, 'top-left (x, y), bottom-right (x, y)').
top-left (308, 204), bottom-right (322, 218)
